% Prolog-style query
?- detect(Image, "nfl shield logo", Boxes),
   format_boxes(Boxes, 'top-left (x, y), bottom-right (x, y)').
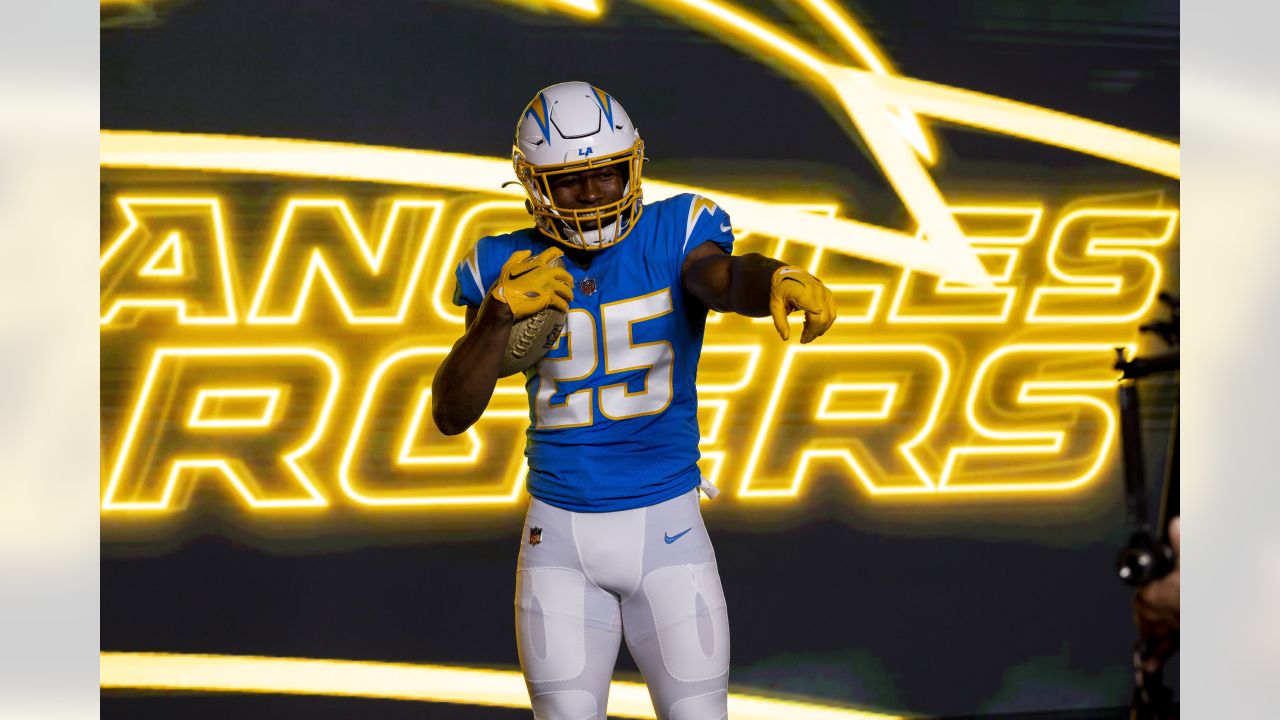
top-left (528, 527), bottom-right (542, 546)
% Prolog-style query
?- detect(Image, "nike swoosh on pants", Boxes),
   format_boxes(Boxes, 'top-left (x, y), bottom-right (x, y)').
top-left (664, 528), bottom-right (692, 544)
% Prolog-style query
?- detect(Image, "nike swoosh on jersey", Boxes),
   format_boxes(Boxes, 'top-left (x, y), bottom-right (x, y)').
top-left (720, 223), bottom-right (732, 233)
top-left (664, 528), bottom-right (693, 544)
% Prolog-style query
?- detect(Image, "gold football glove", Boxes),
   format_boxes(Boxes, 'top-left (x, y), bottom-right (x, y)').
top-left (491, 247), bottom-right (575, 320)
top-left (769, 265), bottom-right (837, 343)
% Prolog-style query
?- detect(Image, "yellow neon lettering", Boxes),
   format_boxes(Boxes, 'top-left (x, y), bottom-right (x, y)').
top-left (100, 197), bottom-right (238, 326)
top-left (338, 348), bottom-right (530, 506)
top-left (247, 198), bottom-right (444, 325)
top-left (138, 230), bottom-right (185, 277)
top-left (742, 204), bottom-right (887, 325)
top-left (1027, 208), bottom-right (1179, 324)
top-left (430, 200), bottom-right (530, 325)
top-left (941, 343), bottom-right (1135, 493)
top-left (888, 206), bottom-right (1043, 324)
top-left (94, 190), bottom-right (1177, 512)
top-left (101, 347), bottom-right (339, 511)
top-left (98, 1), bottom-right (1182, 519)
top-left (695, 345), bottom-right (763, 393)
top-left (694, 398), bottom-right (730, 495)
top-left (739, 345), bottom-right (950, 498)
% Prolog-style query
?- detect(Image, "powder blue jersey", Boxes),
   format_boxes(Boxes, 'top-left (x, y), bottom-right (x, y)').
top-left (452, 194), bottom-right (734, 512)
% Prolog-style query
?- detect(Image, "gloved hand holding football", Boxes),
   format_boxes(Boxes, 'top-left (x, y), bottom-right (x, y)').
top-left (491, 247), bottom-right (574, 376)
top-left (491, 247), bottom-right (575, 320)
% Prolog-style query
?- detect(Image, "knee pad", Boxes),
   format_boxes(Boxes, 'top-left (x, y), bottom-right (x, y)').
top-left (517, 567), bottom-right (587, 683)
top-left (532, 690), bottom-right (598, 720)
top-left (640, 562), bottom-right (729, 682)
top-left (669, 690), bottom-right (728, 720)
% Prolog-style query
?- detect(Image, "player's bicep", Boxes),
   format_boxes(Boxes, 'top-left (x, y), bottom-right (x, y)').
top-left (464, 304), bottom-right (479, 331)
top-left (681, 241), bottom-right (734, 312)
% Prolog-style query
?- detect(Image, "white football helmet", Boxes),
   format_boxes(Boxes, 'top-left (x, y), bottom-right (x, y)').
top-left (512, 81), bottom-right (645, 250)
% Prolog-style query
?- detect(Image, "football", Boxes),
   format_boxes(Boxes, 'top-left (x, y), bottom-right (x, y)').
top-left (498, 256), bottom-right (568, 377)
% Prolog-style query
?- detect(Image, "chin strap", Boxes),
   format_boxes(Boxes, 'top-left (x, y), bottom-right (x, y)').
top-left (560, 218), bottom-right (622, 249)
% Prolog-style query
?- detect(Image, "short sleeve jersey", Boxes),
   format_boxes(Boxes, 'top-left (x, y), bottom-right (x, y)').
top-left (452, 194), bottom-right (734, 512)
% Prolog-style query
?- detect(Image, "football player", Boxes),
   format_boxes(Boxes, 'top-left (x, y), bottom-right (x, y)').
top-left (432, 81), bottom-right (837, 720)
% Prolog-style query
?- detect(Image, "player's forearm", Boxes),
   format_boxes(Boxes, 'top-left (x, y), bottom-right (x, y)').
top-left (726, 252), bottom-right (788, 317)
top-left (431, 298), bottom-right (512, 435)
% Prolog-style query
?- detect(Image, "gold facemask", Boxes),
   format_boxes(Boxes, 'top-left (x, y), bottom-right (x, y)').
top-left (512, 140), bottom-right (645, 250)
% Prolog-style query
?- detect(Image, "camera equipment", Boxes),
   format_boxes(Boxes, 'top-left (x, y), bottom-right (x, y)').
top-left (1113, 291), bottom-right (1179, 720)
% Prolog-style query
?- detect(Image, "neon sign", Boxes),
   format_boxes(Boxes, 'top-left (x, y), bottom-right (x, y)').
top-left (99, 0), bottom-right (1178, 517)
top-left (99, 189), bottom-right (1176, 512)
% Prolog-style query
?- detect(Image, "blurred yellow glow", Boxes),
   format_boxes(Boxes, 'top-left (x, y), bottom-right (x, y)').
top-left (822, 64), bottom-right (978, 284)
top-left (792, 0), bottom-right (935, 162)
top-left (98, 131), bottom-right (981, 282)
top-left (496, 0), bottom-right (604, 19)
top-left (635, 1), bottom-right (1178, 177)
top-left (698, 397), bottom-right (731, 444)
top-left (99, 652), bottom-right (901, 719)
top-left (866, 71), bottom-right (1179, 178)
top-left (629, 0), bottom-right (983, 280)
top-left (397, 389), bottom-right (482, 465)
top-left (629, 0), bottom-right (1177, 283)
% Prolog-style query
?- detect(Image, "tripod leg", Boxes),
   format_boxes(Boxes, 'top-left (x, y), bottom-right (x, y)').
top-left (1158, 407), bottom-right (1179, 542)
top-left (1119, 381), bottom-right (1150, 533)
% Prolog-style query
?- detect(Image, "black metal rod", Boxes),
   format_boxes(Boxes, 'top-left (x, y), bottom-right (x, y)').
top-left (1157, 407), bottom-right (1179, 543)
top-left (1118, 351), bottom-right (1179, 381)
top-left (1118, 381), bottom-right (1150, 532)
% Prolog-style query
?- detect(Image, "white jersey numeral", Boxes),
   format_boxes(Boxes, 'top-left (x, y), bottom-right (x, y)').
top-left (533, 289), bottom-right (675, 428)
top-left (600, 289), bottom-right (674, 420)
top-left (534, 309), bottom-right (597, 428)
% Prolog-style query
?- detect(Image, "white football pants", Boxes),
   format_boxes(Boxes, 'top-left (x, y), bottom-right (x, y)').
top-left (515, 488), bottom-right (730, 720)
